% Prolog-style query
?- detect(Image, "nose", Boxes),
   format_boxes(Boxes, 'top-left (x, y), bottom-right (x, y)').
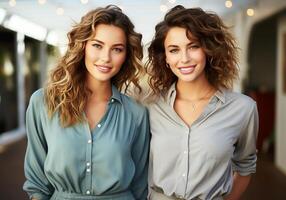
top-left (100, 48), bottom-right (111, 63)
top-left (181, 49), bottom-right (191, 64)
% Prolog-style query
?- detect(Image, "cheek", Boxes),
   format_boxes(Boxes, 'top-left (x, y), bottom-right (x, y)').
top-left (166, 54), bottom-right (178, 66)
top-left (85, 48), bottom-right (97, 63)
top-left (196, 50), bottom-right (206, 63)
top-left (114, 53), bottom-right (126, 67)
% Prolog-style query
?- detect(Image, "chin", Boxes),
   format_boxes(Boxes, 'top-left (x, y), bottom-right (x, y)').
top-left (177, 76), bottom-right (196, 83)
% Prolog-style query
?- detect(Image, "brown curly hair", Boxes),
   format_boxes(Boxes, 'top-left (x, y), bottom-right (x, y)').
top-left (45, 5), bottom-right (143, 127)
top-left (146, 5), bottom-right (239, 96)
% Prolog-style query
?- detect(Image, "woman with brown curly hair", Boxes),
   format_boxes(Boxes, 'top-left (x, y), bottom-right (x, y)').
top-left (23, 5), bottom-right (149, 200)
top-left (147, 5), bottom-right (258, 200)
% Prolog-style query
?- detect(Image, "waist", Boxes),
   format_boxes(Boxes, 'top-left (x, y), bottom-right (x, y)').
top-left (150, 187), bottom-right (223, 200)
top-left (150, 187), bottom-right (187, 200)
top-left (51, 190), bottom-right (134, 200)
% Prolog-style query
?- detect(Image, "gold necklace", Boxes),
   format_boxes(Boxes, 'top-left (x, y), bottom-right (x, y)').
top-left (189, 88), bottom-right (214, 112)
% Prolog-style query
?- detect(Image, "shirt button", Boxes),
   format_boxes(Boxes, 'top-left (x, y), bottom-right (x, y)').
top-left (111, 99), bottom-right (114, 103)
top-left (88, 139), bottom-right (92, 144)
top-left (184, 150), bottom-right (188, 154)
top-left (182, 174), bottom-right (186, 177)
top-left (86, 168), bottom-right (91, 172)
top-left (86, 190), bottom-right (90, 195)
top-left (86, 162), bottom-right (90, 166)
top-left (97, 124), bottom-right (101, 128)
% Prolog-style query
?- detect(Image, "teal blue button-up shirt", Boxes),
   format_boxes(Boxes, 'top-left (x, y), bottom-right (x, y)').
top-left (23, 86), bottom-right (150, 200)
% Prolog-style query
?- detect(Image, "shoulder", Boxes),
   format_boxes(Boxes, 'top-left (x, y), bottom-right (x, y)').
top-left (145, 94), bottom-right (167, 112)
top-left (120, 93), bottom-right (148, 119)
top-left (28, 88), bottom-right (45, 107)
top-left (225, 90), bottom-right (257, 112)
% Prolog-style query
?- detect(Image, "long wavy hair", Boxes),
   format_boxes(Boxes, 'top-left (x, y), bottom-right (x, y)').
top-left (45, 5), bottom-right (143, 127)
top-left (146, 5), bottom-right (239, 97)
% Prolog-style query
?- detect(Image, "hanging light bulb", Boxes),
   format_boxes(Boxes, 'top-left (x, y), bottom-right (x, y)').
top-left (225, 0), bottom-right (232, 8)
top-left (160, 4), bottom-right (168, 13)
top-left (56, 7), bottom-right (64, 16)
top-left (247, 8), bottom-right (254, 16)
top-left (9, 0), bottom-right (16, 7)
top-left (38, 0), bottom-right (46, 5)
top-left (80, 0), bottom-right (88, 4)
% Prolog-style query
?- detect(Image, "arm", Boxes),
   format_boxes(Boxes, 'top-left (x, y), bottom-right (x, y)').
top-left (23, 91), bottom-right (54, 200)
top-left (130, 108), bottom-right (150, 200)
top-left (224, 172), bottom-right (251, 200)
top-left (229, 101), bottom-right (259, 199)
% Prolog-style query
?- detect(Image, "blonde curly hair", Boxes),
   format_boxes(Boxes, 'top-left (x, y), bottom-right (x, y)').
top-left (45, 5), bottom-right (143, 127)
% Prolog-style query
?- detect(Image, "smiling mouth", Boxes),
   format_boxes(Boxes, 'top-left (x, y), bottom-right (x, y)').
top-left (95, 65), bottom-right (112, 73)
top-left (178, 65), bottom-right (196, 74)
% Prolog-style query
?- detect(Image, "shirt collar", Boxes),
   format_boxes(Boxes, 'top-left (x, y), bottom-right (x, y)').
top-left (111, 85), bottom-right (123, 104)
top-left (165, 82), bottom-right (177, 107)
top-left (166, 82), bottom-right (227, 105)
top-left (214, 87), bottom-right (226, 104)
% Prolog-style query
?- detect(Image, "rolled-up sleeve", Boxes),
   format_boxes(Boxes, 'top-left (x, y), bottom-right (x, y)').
top-left (23, 92), bottom-right (53, 200)
top-left (232, 102), bottom-right (259, 176)
top-left (130, 108), bottom-right (150, 200)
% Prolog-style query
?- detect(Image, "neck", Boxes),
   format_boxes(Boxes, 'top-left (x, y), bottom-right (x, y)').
top-left (86, 74), bottom-right (112, 102)
top-left (176, 76), bottom-right (214, 101)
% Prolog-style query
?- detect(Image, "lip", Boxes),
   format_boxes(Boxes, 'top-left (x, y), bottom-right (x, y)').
top-left (95, 64), bottom-right (112, 73)
top-left (178, 65), bottom-right (196, 74)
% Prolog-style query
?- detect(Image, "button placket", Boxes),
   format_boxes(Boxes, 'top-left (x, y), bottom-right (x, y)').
top-left (85, 125), bottom-right (93, 195)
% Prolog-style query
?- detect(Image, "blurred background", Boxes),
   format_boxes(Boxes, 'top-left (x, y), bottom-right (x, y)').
top-left (0, 0), bottom-right (286, 199)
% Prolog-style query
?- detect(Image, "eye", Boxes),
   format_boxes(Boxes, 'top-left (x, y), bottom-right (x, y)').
top-left (113, 48), bottom-right (124, 53)
top-left (169, 49), bottom-right (179, 53)
top-left (92, 43), bottom-right (102, 49)
top-left (189, 44), bottom-right (200, 50)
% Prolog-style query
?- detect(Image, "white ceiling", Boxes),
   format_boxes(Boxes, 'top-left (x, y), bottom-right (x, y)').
top-left (0, 0), bottom-right (257, 44)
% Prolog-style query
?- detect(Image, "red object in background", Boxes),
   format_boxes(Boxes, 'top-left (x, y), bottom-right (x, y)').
top-left (248, 91), bottom-right (275, 151)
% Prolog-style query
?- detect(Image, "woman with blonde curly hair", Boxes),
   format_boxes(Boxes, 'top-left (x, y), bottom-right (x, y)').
top-left (23, 5), bottom-right (149, 200)
top-left (147, 5), bottom-right (258, 200)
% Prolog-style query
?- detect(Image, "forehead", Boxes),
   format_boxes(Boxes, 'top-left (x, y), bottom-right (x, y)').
top-left (164, 27), bottom-right (197, 45)
top-left (91, 24), bottom-right (126, 44)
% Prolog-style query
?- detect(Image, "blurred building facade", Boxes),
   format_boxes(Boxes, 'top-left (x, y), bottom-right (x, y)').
top-left (0, 18), bottom-right (60, 145)
top-left (224, 0), bottom-right (286, 175)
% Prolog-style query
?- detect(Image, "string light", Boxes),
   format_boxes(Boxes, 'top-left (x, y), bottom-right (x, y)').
top-left (160, 4), bottom-right (168, 13)
top-left (80, 0), bottom-right (88, 4)
top-left (225, 0), bottom-right (232, 8)
top-left (9, 0), bottom-right (16, 7)
top-left (38, 0), bottom-right (46, 5)
top-left (56, 7), bottom-right (64, 16)
top-left (247, 8), bottom-right (254, 16)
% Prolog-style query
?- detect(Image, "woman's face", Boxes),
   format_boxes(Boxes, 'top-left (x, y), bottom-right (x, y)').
top-left (164, 27), bottom-right (207, 84)
top-left (85, 24), bottom-right (127, 84)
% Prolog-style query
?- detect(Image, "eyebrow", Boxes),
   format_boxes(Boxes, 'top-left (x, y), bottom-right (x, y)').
top-left (91, 39), bottom-right (126, 47)
top-left (167, 41), bottom-right (198, 48)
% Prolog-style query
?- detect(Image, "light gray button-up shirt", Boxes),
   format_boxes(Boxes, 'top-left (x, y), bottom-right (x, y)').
top-left (23, 86), bottom-right (150, 200)
top-left (148, 83), bottom-right (258, 200)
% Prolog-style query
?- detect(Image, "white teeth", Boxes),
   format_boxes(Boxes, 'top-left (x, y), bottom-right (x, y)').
top-left (96, 65), bottom-right (112, 73)
top-left (179, 67), bottom-right (194, 74)
top-left (180, 68), bottom-right (192, 72)
top-left (98, 66), bottom-right (109, 70)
